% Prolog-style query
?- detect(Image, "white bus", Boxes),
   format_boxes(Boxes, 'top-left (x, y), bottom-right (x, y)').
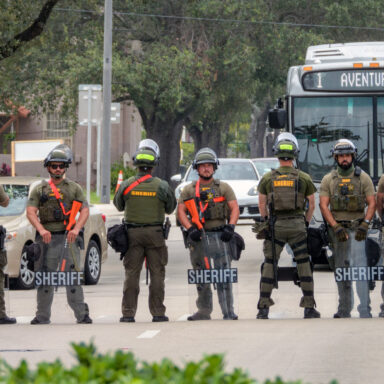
top-left (269, 42), bottom-right (384, 265)
top-left (269, 42), bottom-right (384, 184)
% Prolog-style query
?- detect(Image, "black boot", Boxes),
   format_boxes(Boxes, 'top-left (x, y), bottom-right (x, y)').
top-left (0, 316), bottom-right (16, 324)
top-left (256, 308), bottom-right (269, 319)
top-left (152, 316), bottom-right (169, 322)
top-left (304, 308), bottom-right (321, 319)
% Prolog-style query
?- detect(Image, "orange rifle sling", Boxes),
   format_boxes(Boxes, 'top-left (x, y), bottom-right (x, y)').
top-left (123, 174), bottom-right (152, 196)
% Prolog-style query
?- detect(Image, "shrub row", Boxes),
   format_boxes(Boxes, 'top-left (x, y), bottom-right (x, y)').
top-left (0, 342), bottom-right (338, 384)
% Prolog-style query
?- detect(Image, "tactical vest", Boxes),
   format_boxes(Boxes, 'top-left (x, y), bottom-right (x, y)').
top-left (192, 180), bottom-right (228, 221)
top-left (329, 168), bottom-right (365, 212)
top-left (38, 180), bottom-right (72, 224)
top-left (124, 177), bottom-right (165, 224)
top-left (267, 168), bottom-right (305, 212)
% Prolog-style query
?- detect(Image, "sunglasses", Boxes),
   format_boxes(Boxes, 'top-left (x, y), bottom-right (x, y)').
top-left (49, 164), bottom-right (66, 170)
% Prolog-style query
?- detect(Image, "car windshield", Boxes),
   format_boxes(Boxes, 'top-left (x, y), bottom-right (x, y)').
top-left (186, 161), bottom-right (258, 181)
top-left (253, 159), bottom-right (280, 177)
top-left (0, 185), bottom-right (29, 216)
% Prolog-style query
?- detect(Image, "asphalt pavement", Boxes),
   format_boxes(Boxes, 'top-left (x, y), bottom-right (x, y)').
top-left (1, 206), bottom-right (384, 384)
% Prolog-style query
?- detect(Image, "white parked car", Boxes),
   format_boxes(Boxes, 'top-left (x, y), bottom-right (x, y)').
top-left (252, 157), bottom-right (280, 178)
top-left (0, 177), bottom-right (108, 289)
top-left (172, 158), bottom-right (260, 219)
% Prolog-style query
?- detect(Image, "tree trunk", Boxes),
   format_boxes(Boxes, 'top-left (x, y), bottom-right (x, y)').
top-left (188, 121), bottom-right (227, 157)
top-left (145, 119), bottom-right (183, 182)
top-left (249, 101), bottom-right (271, 158)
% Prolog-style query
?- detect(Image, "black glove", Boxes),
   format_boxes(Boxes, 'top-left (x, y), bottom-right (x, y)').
top-left (332, 223), bottom-right (348, 242)
top-left (221, 224), bottom-right (235, 242)
top-left (187, 226), bottom-right (201, 242)
top-left (305, 220), bottom-right (310, 228)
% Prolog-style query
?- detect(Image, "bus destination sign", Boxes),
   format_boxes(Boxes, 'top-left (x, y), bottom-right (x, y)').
top-left (302, 70), bottom-right (384, 92)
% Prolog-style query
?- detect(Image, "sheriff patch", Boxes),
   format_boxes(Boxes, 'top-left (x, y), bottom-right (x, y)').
top-left (131, 191), bottom-right (157, 197)
top-left (273, 180), bottom-right (294, 187)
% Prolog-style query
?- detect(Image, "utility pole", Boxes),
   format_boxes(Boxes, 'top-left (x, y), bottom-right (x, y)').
top-left (101, 0), bottom-right (113, 203)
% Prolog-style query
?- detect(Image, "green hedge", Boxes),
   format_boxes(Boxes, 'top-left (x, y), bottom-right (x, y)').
top-left (0, 342), bottom-right (338, 384)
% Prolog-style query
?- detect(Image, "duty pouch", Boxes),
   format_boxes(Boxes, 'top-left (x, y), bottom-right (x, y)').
top-left (229, 232), bottom-right (245, 261)
top-left (346, 195), bottom-right (364, 212)
top-left (107, 222), bottom-right (129, 260)
top-left (0, 225), bottom-right (6, 251)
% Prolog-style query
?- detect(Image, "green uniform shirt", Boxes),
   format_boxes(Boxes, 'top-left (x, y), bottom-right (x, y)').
top-left (27, 178), bottom-right (88, 232)
top-left (179, 179), bottom-right (236, 230)
top-left (113, 172), bottom-right (176, 224)
top-left (320, 167), bottom-right (374, 221)
top-left (258, 166), bottom-right (316, 216)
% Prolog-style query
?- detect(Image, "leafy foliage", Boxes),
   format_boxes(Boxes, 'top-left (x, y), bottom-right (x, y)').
top-left (0, 342), bottom-right (338, 384)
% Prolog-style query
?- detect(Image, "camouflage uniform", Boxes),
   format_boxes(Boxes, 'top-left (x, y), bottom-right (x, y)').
top-left (114, 172), bottom-right (176, 318)
top-left (320, 166), bottom-right (374, 317)
top-left (377, 175), bottom-right (384, 317)
top-left (179, 179), bottom-right (237, 318)
top-left (257, 166), bottom-right (317, 310)
top-left (27, 179), bottom-right (90, 322)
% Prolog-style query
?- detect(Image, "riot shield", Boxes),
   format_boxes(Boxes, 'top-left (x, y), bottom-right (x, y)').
top-left (329, 226), bottom-right (374, 318)
top-left (33, 233), bottom-right (89, 324)
top-left (187, 231), bottom-right (239, 320)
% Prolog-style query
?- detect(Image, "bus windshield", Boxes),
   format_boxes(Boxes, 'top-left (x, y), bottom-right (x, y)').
top-left (293, 96), bottom-right (377, 182)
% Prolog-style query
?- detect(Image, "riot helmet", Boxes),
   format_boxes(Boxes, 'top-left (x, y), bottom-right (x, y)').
top-left (331, 139), bottom-right (357, 158)
top-left (132, 139), bottom-right (160, 168)
top-left (44, 144), bottom-right (73, 168)
top-left (192, 148), bottom-right (219, 170)
top-left (272, 132), bottom-right (299, 159)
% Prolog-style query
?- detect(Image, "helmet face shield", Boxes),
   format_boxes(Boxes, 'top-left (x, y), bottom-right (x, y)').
top-left (273, 133), bottom-right (299, 159)
top-left (138, 139), bottom-right (160, 158)
top-left (332, 139), bottom-right (357, 157)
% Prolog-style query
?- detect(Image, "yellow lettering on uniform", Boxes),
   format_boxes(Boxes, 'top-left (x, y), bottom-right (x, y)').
top-left (342, 179), bottom-right (351, 183)
top-left (273, 180), bottom-right (294, 187)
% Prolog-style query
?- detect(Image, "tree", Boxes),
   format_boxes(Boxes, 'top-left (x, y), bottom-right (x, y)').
top-left (0, 0), bottom-right (60, 62)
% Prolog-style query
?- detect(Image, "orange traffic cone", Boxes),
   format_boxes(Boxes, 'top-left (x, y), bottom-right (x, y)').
top-left (115, 170), bottom-right (123, 193)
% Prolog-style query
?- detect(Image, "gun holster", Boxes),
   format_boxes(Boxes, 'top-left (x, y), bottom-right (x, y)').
top-left (0, 225), bottom-right (6, 251)
top-left (76, 228), bottom-right (85, 250)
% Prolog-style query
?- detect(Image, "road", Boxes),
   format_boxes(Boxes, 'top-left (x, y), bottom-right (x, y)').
top-left (1, 211), bottom-right (384, 384)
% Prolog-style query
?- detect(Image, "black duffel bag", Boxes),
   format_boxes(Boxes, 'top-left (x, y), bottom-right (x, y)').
top-left (107, 223), bottom-right (129, 260)
top-left (307, 224), bottom-right (328, 260)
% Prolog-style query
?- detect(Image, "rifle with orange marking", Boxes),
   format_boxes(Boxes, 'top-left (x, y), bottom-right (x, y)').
top-left (184, 198), bottom-right (215, 288)
top-left (56, 200), bottom-right (83, 290)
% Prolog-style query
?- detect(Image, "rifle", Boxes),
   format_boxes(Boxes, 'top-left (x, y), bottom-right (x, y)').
top-left (56, 200), bottom-right (83, 291)
top-left (184, 198), bottom-right (215, 288)
top-left (268, 201), bottom-right (278, 289)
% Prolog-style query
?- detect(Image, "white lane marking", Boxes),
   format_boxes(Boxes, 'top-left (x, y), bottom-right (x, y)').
top-left (16, 316), bottom-right (34, 324)
top-left (177, 314), bottom-right (191, 321)
top-left (137, 330), bottom-right (160, 339)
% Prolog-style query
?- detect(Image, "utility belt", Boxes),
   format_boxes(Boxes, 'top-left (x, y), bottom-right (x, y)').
top-left (206, 226), bottom-right (225, 232)
top-left (50, 230), bottom-right (67, 235)
top-left (275, 215), bottom-right (304, 221)
top-left (336, 219), bottom-right (363, 230)
top-left (125, 223), bottom-right (162, 229)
